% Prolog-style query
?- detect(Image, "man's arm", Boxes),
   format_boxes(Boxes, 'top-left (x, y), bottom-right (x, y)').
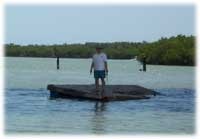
top-left (90, 61), bottom-right (94, 74)
top-left (104, 61), bottom-right (108, 73)
top-left (103, 54), bottom-right (108, 73)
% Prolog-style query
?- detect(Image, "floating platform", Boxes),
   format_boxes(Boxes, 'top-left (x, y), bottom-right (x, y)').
top-left (47, 84), bottom-right (158, 101)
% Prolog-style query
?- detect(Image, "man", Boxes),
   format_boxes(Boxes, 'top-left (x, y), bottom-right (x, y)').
top-left (90, 47), bottom-right (108, 97)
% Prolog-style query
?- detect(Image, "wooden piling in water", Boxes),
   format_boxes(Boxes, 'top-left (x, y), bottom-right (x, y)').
top-left (57, 57), bottom-right (60, 70)
top-left (142, 56), bottom-right (146, 72)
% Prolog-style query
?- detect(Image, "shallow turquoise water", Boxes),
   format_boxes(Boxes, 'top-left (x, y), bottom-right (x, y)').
top-left (5, 57), bottom-right (195, 134)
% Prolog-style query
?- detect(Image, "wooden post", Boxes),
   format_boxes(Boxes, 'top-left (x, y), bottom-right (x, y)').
top-left (53, 47), bottom-right (60, 70)
top-left (143, 56), bottom-right (146, 72)
top-left (57, 57), bottom-right (60, 70)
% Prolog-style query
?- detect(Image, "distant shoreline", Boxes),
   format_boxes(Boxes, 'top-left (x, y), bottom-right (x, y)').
top-left (5, 34), bottom-right (195, 66)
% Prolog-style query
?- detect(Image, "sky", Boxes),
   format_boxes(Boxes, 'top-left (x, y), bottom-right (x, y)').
top-left (5, 5), bottom-right (195, 45)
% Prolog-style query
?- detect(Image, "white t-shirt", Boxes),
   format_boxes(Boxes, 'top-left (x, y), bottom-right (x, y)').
top-left (92, 53), bottom-right (107, 70)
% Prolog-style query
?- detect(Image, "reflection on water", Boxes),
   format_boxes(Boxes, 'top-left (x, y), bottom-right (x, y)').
top-left (91, 102), bottom-right (107, 134)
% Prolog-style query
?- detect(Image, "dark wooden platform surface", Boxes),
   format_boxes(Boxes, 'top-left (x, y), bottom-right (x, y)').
top-left (47, 84), bottom-right (158, 101)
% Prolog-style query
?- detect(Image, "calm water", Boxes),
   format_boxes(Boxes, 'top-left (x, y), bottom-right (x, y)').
top-left (5, 57), bottom-right (195, 134)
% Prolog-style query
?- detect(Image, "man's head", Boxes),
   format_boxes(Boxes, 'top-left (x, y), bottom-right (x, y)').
top-left (96, 47), bottom-right (103, 54)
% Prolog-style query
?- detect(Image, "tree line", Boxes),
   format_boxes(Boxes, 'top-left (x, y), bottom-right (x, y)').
top-left (5, 34), bottom-right (195, 66)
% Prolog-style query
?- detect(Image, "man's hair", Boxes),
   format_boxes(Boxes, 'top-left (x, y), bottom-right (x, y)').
top-left (96, 47), bottom-right (103, 50)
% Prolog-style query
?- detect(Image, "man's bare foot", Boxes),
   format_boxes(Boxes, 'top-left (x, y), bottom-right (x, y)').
top-left (102, 96), bottom-right (108, 100)
top-left (95, 88), bottom-right (100, 92)
top-left (94, 88), bottom-right (101, 98)
top-left (101, 88), bottom-right (105, 98)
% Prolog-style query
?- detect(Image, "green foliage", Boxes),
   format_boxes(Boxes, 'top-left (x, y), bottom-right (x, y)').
top-left (137, 35), bottom-right (195, 66)
top-left (5, 34), bottom-right (195, 66)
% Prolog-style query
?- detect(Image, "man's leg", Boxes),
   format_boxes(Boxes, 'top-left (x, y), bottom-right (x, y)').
top-left (95, 78), bottom-right (99, 91)
top-left (100, 78), bottom-right (105, 97)
top-left (101, 78), bottom-right (105, 88)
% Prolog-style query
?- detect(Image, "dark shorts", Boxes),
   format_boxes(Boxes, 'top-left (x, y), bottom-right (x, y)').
top-left (94, 70), bottom-right (105, 79)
